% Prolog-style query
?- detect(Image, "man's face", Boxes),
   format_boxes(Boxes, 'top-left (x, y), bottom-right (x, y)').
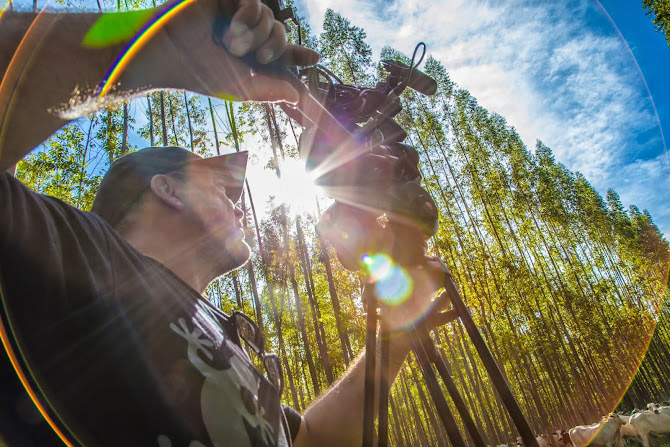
top-left (176, 165), bottom-right (250, 271)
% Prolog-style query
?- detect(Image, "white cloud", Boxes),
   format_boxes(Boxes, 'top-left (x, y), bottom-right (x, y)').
top-left (616, 153), bottom-right (670, 233)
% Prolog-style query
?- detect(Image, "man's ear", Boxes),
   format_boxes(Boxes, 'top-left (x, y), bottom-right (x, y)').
top-left (150, 174), bottom-right (184, 210)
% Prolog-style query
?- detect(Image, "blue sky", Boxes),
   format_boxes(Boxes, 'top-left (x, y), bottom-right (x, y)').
top-left (295, 0), bottom-right (670, 236)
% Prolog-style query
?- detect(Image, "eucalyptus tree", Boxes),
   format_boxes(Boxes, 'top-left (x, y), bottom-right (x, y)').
top-left (318, 9), bottom-right (374, 85)
top-left (139, 91), bottom-right (211, 154)
top-left (642, 0), bottom-right (670, 49)
top-left (17, 120), bottom-right (103, 210)
top-left (284, 0), bottom-right (318, 50)
top-left (96, 105), bottom-right (133, 165)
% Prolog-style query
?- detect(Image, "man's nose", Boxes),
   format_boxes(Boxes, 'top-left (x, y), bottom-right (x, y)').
top-left (234, 206), bottom-right (244, 219)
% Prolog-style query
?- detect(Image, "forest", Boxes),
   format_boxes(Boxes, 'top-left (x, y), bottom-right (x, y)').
top-left (11, 2), bottom-right (670, 445)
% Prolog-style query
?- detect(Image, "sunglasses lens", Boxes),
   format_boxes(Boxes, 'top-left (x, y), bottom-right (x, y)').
top-left (234, 313), bottom-right (282, 395)
top-left (234, 313), bottom-right (263, 354)
top-left (264, 354), bottom-right (283, 395)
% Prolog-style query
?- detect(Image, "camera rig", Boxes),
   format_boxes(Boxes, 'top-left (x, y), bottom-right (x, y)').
top-left (252, 2), bottom-right (540, 447)
top-left (292, 47), bottom-right (440, 270)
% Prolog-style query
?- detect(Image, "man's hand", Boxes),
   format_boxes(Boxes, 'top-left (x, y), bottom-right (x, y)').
top-left (133, 0), bottom-right (319, 103)
top-left (0, 0), bottom-right (319, 171)
top-left (293, 255), bottom-right (449, 447)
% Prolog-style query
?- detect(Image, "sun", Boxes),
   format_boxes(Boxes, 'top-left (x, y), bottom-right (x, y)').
top-left (246, 155), bottom-right (323, 217)
top-left (274, 158), bottom-right (323, 215)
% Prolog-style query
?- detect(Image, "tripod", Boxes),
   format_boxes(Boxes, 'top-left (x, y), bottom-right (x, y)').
top-left (361, 237), bottom-right (538, 447)
top-left (262, 50), bottom-right (538, 447)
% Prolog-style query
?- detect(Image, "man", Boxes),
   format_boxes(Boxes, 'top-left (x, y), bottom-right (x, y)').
top-left (0, 0), bottom-right (445, 445)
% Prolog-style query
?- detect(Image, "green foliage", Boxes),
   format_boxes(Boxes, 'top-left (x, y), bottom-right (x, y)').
top-left (642, 0), bottom-right (670, 49)
top-left (138, 91), bottom-right (212, 156)
top-left (284, 0), bottom-right (318, 50)
top-left (17, 120), bottom-right (102, 210)
top-left (95, 104), bottom-right (136, 164)
top-left (318, 9), bottom-right (374, 85)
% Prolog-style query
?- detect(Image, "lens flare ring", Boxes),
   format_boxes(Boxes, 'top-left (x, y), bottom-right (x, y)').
top-left (98, 0), bottom-right (196, 98)
top-left (362, 253), bottom-right (413, 306)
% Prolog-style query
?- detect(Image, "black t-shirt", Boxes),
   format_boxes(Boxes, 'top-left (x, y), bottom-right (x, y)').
top-left (0, 172), bottom-right (300, 446)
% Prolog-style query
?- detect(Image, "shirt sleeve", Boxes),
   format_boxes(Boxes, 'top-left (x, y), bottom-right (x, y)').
top-left (0, 172), bottom-right (114, 442)
top-left (282, 404), bottom-right (303, 442)
top-left (0, 172), bottom-right (114, 326)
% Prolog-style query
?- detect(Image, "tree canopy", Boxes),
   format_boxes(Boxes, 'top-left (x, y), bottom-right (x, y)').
top-left (642, 0), bottom-right (670, 49)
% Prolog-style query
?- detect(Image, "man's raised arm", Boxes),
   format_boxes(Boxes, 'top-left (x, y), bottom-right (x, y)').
top-left (0, 0), bottom-right (318, 172)
top-left (293, 257), bottom-right (447, 447)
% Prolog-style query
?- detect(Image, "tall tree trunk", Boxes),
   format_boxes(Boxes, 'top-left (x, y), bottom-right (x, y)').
top-left (318, 236), bottom-right (353, 365)
top-left (389, 394), bottom-right (406, 447)
top-left (399, 371), bottom-right (429, 446)
top-left (159, 92), bottom-right (168, 146)
top-left (296, 216), bottom-right (334, 383)
top-left (240, 191), bottom-right (264, 332)
top-left (208, 98), bottom-right (220, 155)
top-left (121, 102), bottom-right (129, 155)
top-left (168, 95), bottom-right (179, 146)
top-left (288, 256), bottom-right (321, 395)
top-left (147, 95), bottom-right (154, 146)
top-left (283, 216), bottom-right (320, 395)
top-left (232, 272), bottom-right (242, 308)
top-left (268, 106), bottom-right (286, 159)
top-left (263, 104), bottom-right (282, 177)
top-left (406, 359), bottom-right (447, 447)
top-left (184, 91), bottom-right (194, 151)
top-left (76, 116), bottom-right (96, 209)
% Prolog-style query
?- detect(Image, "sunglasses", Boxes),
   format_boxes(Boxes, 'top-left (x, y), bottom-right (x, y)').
top-left (232, 311), bottom-right (284, 397)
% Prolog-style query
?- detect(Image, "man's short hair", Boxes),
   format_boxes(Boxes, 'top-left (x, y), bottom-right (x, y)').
top-left (91, 146), bottom-right (248, 228)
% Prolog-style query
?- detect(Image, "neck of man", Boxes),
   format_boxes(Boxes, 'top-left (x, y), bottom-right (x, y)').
top-left (122, 220), bottom-right (225, 294)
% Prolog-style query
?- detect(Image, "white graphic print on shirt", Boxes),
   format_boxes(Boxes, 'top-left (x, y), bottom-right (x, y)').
top-left (158, 310), bottom-right (285, 447)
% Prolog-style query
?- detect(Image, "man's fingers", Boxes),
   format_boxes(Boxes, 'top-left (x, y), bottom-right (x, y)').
top-left (432, 290), bottom-right (451, 312)
top-left (255, 20), bottom-right (287, 63)
top-left (422, 256), bottom-right (448, 284)
top-left (229, 5), bottom-right (275, 56)
top-left (281, 44), bottom-right (320, 67)
top-left (224, 0), bottom-right (263, 50)
top-left (228, 0), bottom-right (262, 32)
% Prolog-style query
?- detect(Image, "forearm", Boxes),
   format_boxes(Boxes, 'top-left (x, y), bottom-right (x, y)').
top-left (294, 333), bottom-right (412, 447)
top-left (0, 2), bottom-right (317, 172)
top-left (0, 10), bottom-right (173, 171)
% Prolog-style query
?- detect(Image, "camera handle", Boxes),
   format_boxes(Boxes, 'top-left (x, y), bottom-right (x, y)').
top-left (361, 247), bottom-right (538, 447)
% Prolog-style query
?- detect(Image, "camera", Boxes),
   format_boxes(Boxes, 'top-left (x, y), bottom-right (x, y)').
top-left (294, 54), bottom-right (439, 269)
top-left (259, 0), bottom-right (439, 270)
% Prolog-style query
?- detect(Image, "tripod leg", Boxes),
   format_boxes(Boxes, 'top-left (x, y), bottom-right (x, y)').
top-left (443, 273), bottom-right (538, 447)
top-left (423, 333), bottom-right (487, 447)
top-left (378, 335), bottom-right (391, 447)
top-left (362, 286), bottom-right (378, 447)
top-left (411, 329), bottom-right (467, 447)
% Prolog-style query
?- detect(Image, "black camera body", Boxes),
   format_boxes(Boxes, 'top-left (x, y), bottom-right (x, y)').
top-left (295, 61), bottom-right (439, 269)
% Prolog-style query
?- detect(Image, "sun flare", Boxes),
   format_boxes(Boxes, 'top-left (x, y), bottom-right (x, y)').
top-left (247, 157), bottom-right (324, 217)
top-left (275, 158), bottom-right (322, 214)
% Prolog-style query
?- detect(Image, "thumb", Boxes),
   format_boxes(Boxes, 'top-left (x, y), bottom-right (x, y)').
top-left (281, 45), bottom-right (320, 67)
top-left (229, 75), bottom-right (300, 104)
